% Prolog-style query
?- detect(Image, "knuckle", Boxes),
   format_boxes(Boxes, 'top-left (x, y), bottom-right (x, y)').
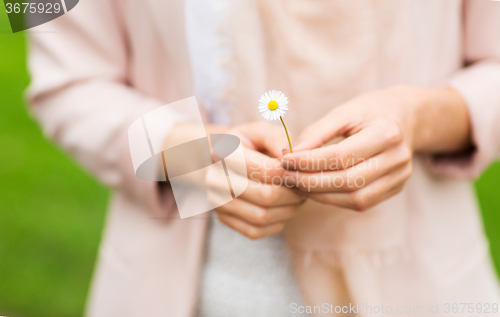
top-left (253, 208), bottom-right (270, 225)
top-left (395, 145), bottom-right (412, 166)
top-left (247, 227), bottom-right (263, 240)
top-left (258, 187), bottom-right (276, 207)
top-left (382, 121), bottom-right (403, 145)
top-left (403, 163), bottom-right (413, 180)
top-left (350, 192), bottom-right (369, 211)
top-left (333, 147), bottom-right (350, 164)
top-left (400, 146), bottom-right (412, 162)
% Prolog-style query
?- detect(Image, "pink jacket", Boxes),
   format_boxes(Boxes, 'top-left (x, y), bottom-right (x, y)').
top-left (28, 0), bottom-right (500, 316)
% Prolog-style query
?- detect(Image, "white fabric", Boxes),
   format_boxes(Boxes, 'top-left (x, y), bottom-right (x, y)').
top-left (185, 0), bottom-right (308, 315)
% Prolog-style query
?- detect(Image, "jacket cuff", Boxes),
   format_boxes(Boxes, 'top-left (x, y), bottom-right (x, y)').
top-left (425, 61), bottom-right (500, 179)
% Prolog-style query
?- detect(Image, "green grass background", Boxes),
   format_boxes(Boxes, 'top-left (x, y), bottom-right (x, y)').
top-left (0, 9), bottom-right (499, 317)
top-left (0, 11), bottom-right (109, 317)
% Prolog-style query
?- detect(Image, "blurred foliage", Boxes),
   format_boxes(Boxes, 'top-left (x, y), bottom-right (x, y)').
top-left (0, 10), bottom-right (108, 317)
top-left (0, 7), bottom-right (499, 317)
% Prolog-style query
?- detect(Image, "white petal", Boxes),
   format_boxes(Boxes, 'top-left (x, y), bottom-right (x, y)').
top-left (259, 90), bottom-right (289, 118)
top-left (270, 90), bottom-right (277, 100)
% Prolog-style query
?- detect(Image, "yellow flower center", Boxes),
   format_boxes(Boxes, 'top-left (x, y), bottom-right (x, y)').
top-left (268, 100), bottom-right (279, 111)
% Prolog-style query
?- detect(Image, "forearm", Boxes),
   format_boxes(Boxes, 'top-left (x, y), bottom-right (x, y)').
top-left (391, 85), bottom-right (472, 154)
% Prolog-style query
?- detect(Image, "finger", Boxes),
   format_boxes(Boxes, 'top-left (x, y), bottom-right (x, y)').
top-left (235, 122), bottom-right (292, 158)
top-left (217, 212), bottom-right (286, 240)
top-left (238, 177), bottom-right (305, 207)
top-left (304, 163), bottom-right (411, 211)
top-left (282, 121), bottom-right (403, 172)
top-left (282, 145), bottom-right (411, 193)
top-left (207, 172), bottom-right (305, 209)
top-left (214, 145), bottom-right (284, 184)
top-left (207, 172), bottom-right (304, 207)
top-left (238, 147), bottom-right (287, 185)
top-left (213, 196), bottom-right (298, 226)
top-left (292, 109), bottom-right (350, 152)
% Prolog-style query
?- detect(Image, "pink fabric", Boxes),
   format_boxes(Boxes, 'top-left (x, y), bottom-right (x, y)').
top-left (27, 0), bottom-right (500, 316)
top-left (428, 0), bottom-right (500, 179)
top-left (28, 0), bottom-right (208, 316)
top-left (221, 0), bottom-right (500, 312)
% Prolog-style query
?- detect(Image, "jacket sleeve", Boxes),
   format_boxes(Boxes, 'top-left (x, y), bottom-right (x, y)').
top-left (426, 0), bottom-right (500, 179)
top-left (27, 0), bottom-right (183, 216)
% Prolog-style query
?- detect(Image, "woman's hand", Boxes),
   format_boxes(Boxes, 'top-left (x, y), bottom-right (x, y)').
top-left (207, 122), bottom-right (305, 239)
top-left (281, 85), bottom-right (471, 211)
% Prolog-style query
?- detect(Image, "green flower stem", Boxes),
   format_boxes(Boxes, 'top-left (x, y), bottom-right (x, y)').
top-left (280, 116), bottom-right (293, 153)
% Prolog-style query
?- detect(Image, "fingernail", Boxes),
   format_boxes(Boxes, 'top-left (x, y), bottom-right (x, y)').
top-left (282, 148), bottom-right (290, 156)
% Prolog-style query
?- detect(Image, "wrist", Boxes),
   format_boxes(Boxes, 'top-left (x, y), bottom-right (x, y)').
top-left (388, 85), bottom-right (471, 154)
top-left (384, 85), bottom-right (426, 152)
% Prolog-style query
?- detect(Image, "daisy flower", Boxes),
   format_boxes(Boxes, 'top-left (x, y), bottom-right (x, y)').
top-left (259, 90), bottom-right (289, 121)
top-left (258, 90), bottom-right (293, 153)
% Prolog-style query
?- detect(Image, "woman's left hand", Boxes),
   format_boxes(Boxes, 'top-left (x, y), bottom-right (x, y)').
top-left (281, 85), bottom-right (471, 211)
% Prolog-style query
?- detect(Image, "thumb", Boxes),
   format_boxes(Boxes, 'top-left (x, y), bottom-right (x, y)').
top-left (293, 112), bottom-right (349, 152)
top-left (264, 124), bottom-right (294, 158)
top-left (235, 122), bottom-right (291, 159)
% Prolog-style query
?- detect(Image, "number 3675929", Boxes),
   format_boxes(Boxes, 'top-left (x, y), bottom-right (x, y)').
top-left (5, 2), bottom-right (61, 14)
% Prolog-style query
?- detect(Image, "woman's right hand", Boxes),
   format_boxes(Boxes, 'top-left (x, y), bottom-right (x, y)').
top-left (207, 122), bottom-right (306, 240)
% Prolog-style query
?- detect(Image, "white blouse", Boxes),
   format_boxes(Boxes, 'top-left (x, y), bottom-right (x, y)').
top-left (185, 0), bottom-right (309, 315)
